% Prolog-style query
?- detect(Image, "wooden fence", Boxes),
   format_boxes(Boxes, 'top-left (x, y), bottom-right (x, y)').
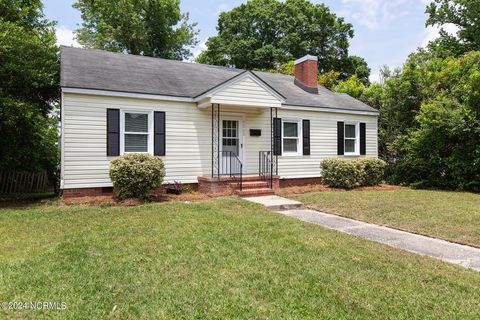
top-left (0, 171), bottom-right (50, 194)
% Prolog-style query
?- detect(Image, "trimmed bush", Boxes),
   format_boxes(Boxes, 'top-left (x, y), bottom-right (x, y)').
top-left (320, 158), bottom-right (386, 189)
top-left (320, 158), bottom-right (363, 189)
top-left (357, 158), bottom-right (387, 186)
top-left (109, 153), bottom-right (165, 200)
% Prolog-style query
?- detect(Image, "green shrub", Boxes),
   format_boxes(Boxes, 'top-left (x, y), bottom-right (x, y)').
top-left (357, 158), bottom-right (386, 186)
top-left (394, 96), bottom-right (480, 192)
top-left (109, 153), bottom-right (165, 200)
top-left (320, 158), bottom-right (386, 189)
top-left (320, 158), bottom-right (363, 189)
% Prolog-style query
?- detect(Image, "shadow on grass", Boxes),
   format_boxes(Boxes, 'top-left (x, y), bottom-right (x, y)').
top-left (0, 192), bottom-right (58, 208)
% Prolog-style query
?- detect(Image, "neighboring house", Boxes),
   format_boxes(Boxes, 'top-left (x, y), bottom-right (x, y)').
top-left (60, 47), bottom-right (378, 197)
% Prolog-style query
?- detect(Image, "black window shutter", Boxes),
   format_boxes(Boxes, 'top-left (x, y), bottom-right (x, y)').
top-left (360, 122), bottom-right (366, 155)
top-left (302, 119), bottom-right (310, 155)
top-left (154, 111), bottom-right (166, 156)
top-left (337, 121), bottom-right (344, 155)
top-left (273, 117), bottom-right (282, 156)
top-left (106, 109), bottom-right (120, 156)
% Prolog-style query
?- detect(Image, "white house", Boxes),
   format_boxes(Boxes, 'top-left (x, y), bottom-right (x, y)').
top-left (60, 47), bottom-right (378, 197)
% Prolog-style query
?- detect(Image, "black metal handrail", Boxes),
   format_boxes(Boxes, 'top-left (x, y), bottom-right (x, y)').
top-left (219, 151), bottom-right (243, 191)
top-left (259, 151), bottom-right (275, 188)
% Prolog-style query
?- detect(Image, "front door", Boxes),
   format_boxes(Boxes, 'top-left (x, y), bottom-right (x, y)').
top-left (220, 117), bottom-right (243, 174)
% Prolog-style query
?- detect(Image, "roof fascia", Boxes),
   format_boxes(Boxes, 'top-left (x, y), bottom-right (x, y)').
top-left (62, 87), bottom-right (195, 102)
top-left (281, 104), bottom-right (379, 116)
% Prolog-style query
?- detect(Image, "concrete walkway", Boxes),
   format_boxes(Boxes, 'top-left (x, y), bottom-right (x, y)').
top-left (244, 195), bottom-right (480, 271)
top-left (245, 195), bottom-right (303, 211)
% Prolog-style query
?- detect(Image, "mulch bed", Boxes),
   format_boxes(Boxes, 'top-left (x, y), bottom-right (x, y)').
top-left (60, 191), bottom-right (232, 207)
top-left (60, 184), bottom-right (407, 206)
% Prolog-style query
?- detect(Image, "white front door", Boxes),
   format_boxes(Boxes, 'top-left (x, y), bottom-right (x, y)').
top-left (220, 117), bottom-right (244, 174)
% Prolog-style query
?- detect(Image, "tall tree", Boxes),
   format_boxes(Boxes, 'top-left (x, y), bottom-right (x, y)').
top-left (0, 0), bottom-right (59, 178)
top-left (196, 0), bottom-right (369, 81)
top-left (426, 0), bottom-right (480, 57)
top-left (73, 0), bottom-right (198, 60)
top-left (395, 52), bottom-right (480, 191)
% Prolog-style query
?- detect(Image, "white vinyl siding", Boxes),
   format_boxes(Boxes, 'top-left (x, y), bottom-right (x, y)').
top-left (210, 76), bottom-right (282, 108)
top-left (61, 92), bottom-right (378, 189)
top-left (62, 93), bottom-right (212, 189)
top-left (276, 109), bottom-right (378, 179)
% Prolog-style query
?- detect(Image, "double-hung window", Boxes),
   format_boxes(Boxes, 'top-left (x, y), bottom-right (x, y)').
top-left (344, 123), bottom-right (359, 155)
top-left (122, 111), bottom-right (151, 153)
top-left (282, 120), bottom-right (301, 155)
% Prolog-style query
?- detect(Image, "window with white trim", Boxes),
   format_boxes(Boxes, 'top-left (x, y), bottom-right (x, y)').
top-left (123, 112), bottom-right (151, 153)
top-left (344, 123), bottom-right (359, 155)
top-left (282, 120), bottom-right (301, 154)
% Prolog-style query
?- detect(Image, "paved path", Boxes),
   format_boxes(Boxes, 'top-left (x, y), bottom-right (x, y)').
top-left (244, 195), bottom-right (480, 271)
top-left (245, 195), bottom-right (303, 211)
top-left (280, 209), bottom-right (480, 271)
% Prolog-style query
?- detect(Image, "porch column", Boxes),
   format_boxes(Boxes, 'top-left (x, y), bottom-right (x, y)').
top-left (211, 103), bottom-right (220, 178)
top-left (270, 107), bottom-right (278, 176)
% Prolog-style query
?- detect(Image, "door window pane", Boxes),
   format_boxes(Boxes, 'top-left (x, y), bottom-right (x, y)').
top-left (125, 134), bottom-right (148, 152)
top-left (222, 120), bottom-right (239, 156)
top-left (125, 113), bottom-right (148, 132)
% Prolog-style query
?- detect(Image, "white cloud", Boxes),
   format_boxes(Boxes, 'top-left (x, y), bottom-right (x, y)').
top-left (55, 26), bottom-right (81, 47)
top-left (420, 23), bottom-right (459, 47)
top-left (340, 0), bottom-right (412, 30)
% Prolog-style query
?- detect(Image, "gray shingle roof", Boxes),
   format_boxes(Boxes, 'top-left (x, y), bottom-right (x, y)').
top-left (61, 46), bottom-right (377, 113)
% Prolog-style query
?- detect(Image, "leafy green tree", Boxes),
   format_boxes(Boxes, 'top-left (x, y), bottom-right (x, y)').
top-left (343, 55), bottom-right (371, 85)
top-left (0, 0), bottom-right (59, 180)
top-left (397, 95), bottom-right (479, 191)
top-left (361, 83), bottom-right (384, 110)
top-left (367, 50), bottom-right (434, 177)
top-left (317, 70), bottom-right (341, 90)
top-left (426, 0), bottom-right (480, 57)
top-left (334, 75), bottom-right (365, 99)
top-left (266, 60), bottom-right (295, 76)
top-left (73, 0), bottom-right (198, 59)
top-left (196, 0), bottom-right (369, 81)
top-left (381, 51), bottom-right (480, 191)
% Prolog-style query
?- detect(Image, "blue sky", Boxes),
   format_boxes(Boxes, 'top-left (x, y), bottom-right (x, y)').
top-left (44, 0), bottom-right (445, 82)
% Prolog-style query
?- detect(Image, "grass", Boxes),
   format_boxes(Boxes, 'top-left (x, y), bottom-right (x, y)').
top-left (0, 192), bottom-right (56, 207)
top-left (0, 198), bottom-right (479, 319)
top-left (289, 189), bottom-right (480, 247)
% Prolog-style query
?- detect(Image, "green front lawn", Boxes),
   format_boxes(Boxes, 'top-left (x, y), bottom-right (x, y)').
top-left (1, 198), bottom-right (479, 319)
top-left (289, 189), bottom-right (480, 247)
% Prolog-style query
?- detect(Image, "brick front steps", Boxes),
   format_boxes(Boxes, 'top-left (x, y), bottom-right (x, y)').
top-left (229, 181), bottom-right (269, 189)
top-left (234, 176), bottom-right (275, 197)
top-left (235, 187), bottom-right (275, 197)
top-left (198, 175), bottom-right (278, 196)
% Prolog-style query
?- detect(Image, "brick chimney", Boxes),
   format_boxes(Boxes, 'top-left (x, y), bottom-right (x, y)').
top-left (294, 55), bottom-right (318, 94)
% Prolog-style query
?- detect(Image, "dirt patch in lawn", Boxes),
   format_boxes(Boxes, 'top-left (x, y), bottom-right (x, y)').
top-left (60, 191), bottom-right (232, 206)
top-left (277, 184), bottom-right (408, 196)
